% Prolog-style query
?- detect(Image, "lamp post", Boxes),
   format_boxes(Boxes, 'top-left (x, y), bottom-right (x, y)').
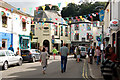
top-left (95, 6), bottom-right (105, 63)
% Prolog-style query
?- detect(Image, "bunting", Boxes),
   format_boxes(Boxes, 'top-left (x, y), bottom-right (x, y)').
top-left (42, 6), bottom-right (46, 11)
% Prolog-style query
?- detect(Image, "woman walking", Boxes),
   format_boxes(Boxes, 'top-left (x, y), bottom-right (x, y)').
top-left (76, 46), bottom-right (81, 62)
top-left (40, 47), bottom-right (49, 74)
top-left (95, 46), bottom-right (101, 65)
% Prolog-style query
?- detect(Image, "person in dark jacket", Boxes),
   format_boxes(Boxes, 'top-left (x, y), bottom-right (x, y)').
top-left (88, 46), bottom-right (94, 64)
top-left (105, 44), bottom-right (111, 59)
top-left (8, 45), bottom-right (14, 52)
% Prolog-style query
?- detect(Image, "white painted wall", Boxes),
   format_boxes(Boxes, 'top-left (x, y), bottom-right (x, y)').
top-left (71, 23), bottom-right (93, 41)
top-left (0, 7), bottom-right (31, 52)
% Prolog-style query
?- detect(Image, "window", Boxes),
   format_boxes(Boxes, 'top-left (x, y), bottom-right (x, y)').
top-left (2, 11), bottom-right (7, 28)
top-left (54, 25), bottom-right (58, 35)
top-left (31, 25), bottom-right (35, 35)
top-left (61, 26), bottom-right (63, 36)
top-left (74, 33), bottom-right (79, 40)
top-left (87, 33), bottom-right (89, 40)
top-left (87, 24), bottom-right (91, 30)
top-left (22, 18), bottom-right (26, 31)
top-left (75, 24), bottom-right (79, 30)
top-left (82, 38), bottom-right (85, 41)
top-left (65, 26), bottom-right (68, 37)
top-left (44, 27), bottom-right (49, 29)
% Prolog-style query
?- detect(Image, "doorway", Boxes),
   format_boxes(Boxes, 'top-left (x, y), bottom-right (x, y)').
top-left (43, 40), bottom-right (50, 53)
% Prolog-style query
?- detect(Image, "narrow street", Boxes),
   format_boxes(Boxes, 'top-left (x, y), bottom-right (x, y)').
top-left (1, 55), bottom-right (90, 79)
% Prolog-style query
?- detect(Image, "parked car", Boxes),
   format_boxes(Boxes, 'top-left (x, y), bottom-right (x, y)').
top-left (0, 50), bottom-right (23, 70)
top-left (79, 46), bottom-right (87, 58)
top-left (21, 49), bottom-right (41, 62)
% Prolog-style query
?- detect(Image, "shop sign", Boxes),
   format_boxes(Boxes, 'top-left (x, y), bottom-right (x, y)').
top-left (110, 19), bottom-right (119, 30)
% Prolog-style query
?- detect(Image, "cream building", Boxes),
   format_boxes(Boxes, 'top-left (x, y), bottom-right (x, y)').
top-left (34, 10), bottom-right (71, 53)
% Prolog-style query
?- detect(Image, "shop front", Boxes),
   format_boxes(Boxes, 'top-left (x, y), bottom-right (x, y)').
top-left (0, 32), bottom-right (13, 50)
top-left (19, 35), bottom-right (31, 49)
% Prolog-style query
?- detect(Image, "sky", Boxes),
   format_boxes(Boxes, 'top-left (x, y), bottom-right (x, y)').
top-left (2, 0), bottom-right (108, 16)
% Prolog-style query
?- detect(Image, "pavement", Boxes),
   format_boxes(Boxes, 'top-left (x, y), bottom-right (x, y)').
top-left (87, 58), bottom-right (104, 80)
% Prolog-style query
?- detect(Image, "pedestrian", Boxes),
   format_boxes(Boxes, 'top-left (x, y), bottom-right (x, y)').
top-left (105, 44), bottom-right (111, 59)
top-left (40, 47), bottom-right (50, 74)
top-left (59, 43), bottom-right (69, 73)
top-left (88, 46), bottom-right (94, 64)
top-left (95, 46), bottom-right (101, 65)
top-left (16, 47), bottom-right (20, 55)
top-left (8, 45), bottom-right (14, 52)
top-left (108, 47), bottom-right (117, 62)
top-left (76, 46), bottom-right (81, 62)
top-left (52, 46), bottom-right (58, 60)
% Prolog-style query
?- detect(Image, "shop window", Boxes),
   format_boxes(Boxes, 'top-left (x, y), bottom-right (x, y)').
top-left (2, 11), bottom-right (7, 28)
top-left (74, 33), bottom-right (79, 40)
top-left (75, 24), bottom-right (79, 30)
top-left (65, 26), bottom-right (68, 37)
top-left (61, 26), bottom-right (63, 36)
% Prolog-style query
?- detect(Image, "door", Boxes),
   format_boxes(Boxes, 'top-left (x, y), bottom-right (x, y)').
top-left (10, 51), bottom-right (18, 64)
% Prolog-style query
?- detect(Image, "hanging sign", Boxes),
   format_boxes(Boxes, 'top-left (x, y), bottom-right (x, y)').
top-left (110, 19), bottom-right (119, 30)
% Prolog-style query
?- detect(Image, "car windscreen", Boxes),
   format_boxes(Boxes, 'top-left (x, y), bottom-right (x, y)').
top-left (21, 50), bottom-right (30, 55)
top-left (81, 47), bottom-right (86, 51)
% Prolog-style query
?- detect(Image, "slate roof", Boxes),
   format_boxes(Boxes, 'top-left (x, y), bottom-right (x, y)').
top-left (34, 10), bottom-right (67, 25)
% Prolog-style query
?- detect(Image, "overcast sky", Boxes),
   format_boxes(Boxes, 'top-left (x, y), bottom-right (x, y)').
top-left (2, 0), bottom-right (108, 16)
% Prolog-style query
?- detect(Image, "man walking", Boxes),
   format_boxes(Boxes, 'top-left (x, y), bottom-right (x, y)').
top-left (8, 45), bottom-right (14, 52)
top-left (60, 43), bottom-right (69, 73)
top-left (88, 46), bottom-right (94, 64)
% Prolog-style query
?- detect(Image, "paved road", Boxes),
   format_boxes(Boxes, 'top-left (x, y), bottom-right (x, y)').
top-left (1, 55), bottom-right (90, 79)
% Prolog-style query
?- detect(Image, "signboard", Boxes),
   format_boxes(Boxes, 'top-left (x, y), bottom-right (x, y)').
top-left (99, 10), bottom-right (104, 22)
top-left (110, 19), bottom-right (119, 30)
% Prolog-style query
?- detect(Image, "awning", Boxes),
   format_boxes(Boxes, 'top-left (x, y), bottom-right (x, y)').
top-left (66, 40), bottom-right (71, 44)
top-left (54, 39), bottom-right (61, 44)
top-left (31, 39), bottom-right (38, 42)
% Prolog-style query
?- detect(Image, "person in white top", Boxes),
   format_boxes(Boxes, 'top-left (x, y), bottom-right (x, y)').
top-left (95, 46), bottom-right (101, 65)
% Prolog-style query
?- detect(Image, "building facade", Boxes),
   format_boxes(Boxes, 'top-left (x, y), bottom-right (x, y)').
top-left (0, 1), bottom-right (32, 52)
top-left (70, 19), bottom-right (93, 47)
top-left (34, 10), bottom-right (71, 53)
